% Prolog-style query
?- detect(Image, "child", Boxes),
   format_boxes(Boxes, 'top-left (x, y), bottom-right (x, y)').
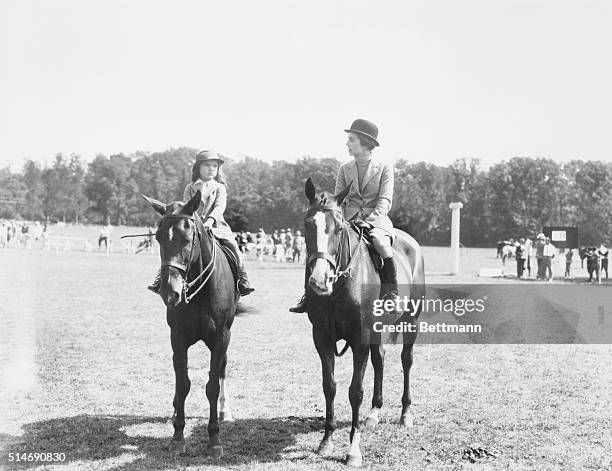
top-left (148, 150), bottom-right (254, 296)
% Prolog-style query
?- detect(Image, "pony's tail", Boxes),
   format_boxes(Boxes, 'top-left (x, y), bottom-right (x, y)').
top-left (236, 302), bottom-right (256, 316)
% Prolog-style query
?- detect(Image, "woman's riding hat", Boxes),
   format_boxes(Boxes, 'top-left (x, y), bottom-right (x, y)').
top-left (195, 149), bottom-right (224, 164)
top-left (344, 119), bottom-right (380, 147)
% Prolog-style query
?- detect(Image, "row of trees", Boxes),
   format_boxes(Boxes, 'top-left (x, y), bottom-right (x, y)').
top-left (1, 149), bottom-right (611, 246)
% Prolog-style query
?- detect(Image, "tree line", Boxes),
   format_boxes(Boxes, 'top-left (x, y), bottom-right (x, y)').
top-left (1, 148), bottom-right (611, 246)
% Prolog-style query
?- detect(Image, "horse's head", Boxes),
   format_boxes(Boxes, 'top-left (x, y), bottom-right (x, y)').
top-left (303, 177), bottom-right (350, 296)
top-left (143, 191), bottom-right (207, 307)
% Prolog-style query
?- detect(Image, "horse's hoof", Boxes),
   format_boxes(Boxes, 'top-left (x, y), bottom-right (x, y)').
top-left (169, 440), bottom-right (186, 453)
top-left (400, 414), bottom-right (414, 427)
top-left (365, 417), bottom-right (379, 430)
top-left (346, 453), bottom-right (363, 467)
top-left (208, 445), bottom-right (223, 458)
top-left (317, 439), bottom-right (334, 456)
top-left (219, 411), bottom-right (234, 422)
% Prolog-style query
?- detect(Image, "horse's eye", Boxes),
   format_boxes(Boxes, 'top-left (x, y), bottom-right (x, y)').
top-left (304, 217), bottom-right (314, 225)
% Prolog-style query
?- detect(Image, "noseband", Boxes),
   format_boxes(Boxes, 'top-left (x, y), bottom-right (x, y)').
top-left (159, 212), bottom-right (217, 304)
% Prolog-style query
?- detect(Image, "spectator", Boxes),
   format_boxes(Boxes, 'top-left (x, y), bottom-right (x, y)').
top-left (565, 248), bottom-right (573, 280)
top-left (515, 238), bottom-right (526, 278)
top-left (292, 230), bottom-right (305, 263)
top-left (542, 237), bottom-right (555, 281)
top-left (599, 243), bottom-right (609, 279)
top-left (284, 228), bottom-right (293, 261)
top-left (273, 230), bottom-right (284, 262)
top-left (535, 233), bottom-right (546, 280)
top-left (524, 237), bottom-right (533, 277)
top-left (98, 222), bottom-right (112, 249)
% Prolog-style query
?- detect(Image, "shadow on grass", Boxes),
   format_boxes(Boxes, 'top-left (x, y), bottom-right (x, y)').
top-left (1, 414), bottom-right (340, 470)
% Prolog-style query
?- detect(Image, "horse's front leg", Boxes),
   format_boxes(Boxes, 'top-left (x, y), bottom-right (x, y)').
top-left (400, 342), bottom-right (415, 427)
top-left (313, 327), bottom-right (336, 456)
top-left (206, 328), bottom-right (230, 458)
top-left (365, 344), bottom-right (385, 429)
top-left (170, 333), bottom-right (190, 453)
top-left (219, 350), bottom-right (233, 422)
top-left (347, 341), bottom-right (369, 467)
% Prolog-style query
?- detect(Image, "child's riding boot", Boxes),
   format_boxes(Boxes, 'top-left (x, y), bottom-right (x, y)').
top-left (237, 265), bottom-right (255, 296)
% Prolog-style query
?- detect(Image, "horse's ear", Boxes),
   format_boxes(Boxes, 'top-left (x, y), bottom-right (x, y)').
top-left (305, 177), bottom-right (316, 202)
top-left (142, 195), bottom-right (166, 216)
top-left (335, 185), bottom-right (350, 207)
top-left (182, 190), bottom-right (201, 215)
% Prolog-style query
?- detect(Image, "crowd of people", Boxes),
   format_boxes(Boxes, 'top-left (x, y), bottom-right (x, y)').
top-left (497, 234), bottom-right (609, 282)
top-left (235, 227), bottom-right (306, 263)
top-left (0, 220), bottom-right (46, 249)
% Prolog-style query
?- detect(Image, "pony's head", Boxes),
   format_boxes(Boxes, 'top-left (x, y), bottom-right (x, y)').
top-left (303, 177), bottom-right (350, 296)
top-left (143, 191), bottom-right (204, 307)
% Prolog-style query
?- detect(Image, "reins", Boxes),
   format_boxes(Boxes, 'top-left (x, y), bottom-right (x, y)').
top-left (306, 205), bottom-right (366, 357)
top-left (160, 212), bottom-right (218, 304)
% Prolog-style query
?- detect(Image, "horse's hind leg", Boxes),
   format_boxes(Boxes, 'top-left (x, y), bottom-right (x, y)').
top-left (170, 335), bottom-right (190, 453)
top-left (400, 342), bottom-right (415, 427)
top-left (365, 344), bottom-right (385, 430)
top-left (347, 342), bottom-right (369, 467)
top-left (313, 328), bottom-right (336, 456)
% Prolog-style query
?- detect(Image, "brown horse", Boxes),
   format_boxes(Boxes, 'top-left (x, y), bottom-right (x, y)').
top-left (144, 190), bottom-right (239, 457)
top-left (302, 178), bottom-right (425, 467)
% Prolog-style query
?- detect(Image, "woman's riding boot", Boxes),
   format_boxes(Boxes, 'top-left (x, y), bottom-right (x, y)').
top-left (237, 265), bottom-right (255, 296)
top-left (147, 269), bottom-right (161, 294)
top-left (381, 256), bottom-right (400, 302)
top-left (289, 266), bottom-right (310, 312)
top-left (289, 293), bottom-right (307, 313)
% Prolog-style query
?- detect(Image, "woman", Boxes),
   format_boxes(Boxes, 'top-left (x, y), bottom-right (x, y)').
top-left (290, 119), bottom-right (398, 312)
top-left (148, 150), bottom-right (254, 296)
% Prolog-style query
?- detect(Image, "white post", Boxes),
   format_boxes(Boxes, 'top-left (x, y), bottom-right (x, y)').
top-left (449, 202), bottom-right (463, 275)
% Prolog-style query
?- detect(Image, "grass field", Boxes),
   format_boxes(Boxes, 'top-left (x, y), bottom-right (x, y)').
top-left (0, 239), bottom-right (610, 470)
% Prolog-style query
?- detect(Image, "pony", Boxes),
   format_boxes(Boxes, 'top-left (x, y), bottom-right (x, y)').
top-left (301, 178), bottom-right (425, 467)
top-left (143, 190), bottom-right (239, 457)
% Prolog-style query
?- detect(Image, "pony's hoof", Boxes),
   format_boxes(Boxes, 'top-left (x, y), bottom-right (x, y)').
top-left (365, 416), bottom-right (379, 430)
top-left (346, 452), bottom-right (363, 467)
top-left (219, 411), bottom-right (234, 422)
top-left (169, 440), bottom-right (186, 454)
top-left (208, 444), bottom-right (224, 458)
top-left (400, 413), bottom-right (414, 427)
top-left (317, 439), bottom-right (334, 456)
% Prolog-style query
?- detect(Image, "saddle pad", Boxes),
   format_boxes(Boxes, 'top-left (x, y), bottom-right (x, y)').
top-left (217, 241), bottom-right (239, 286)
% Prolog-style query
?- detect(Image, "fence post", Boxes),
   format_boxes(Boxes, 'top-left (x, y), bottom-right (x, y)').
top-left (449, 202), bottom-right (463, 275)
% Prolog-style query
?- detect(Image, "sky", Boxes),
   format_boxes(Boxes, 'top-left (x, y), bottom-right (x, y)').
top-left (1, 0), bottom-right (611, 171)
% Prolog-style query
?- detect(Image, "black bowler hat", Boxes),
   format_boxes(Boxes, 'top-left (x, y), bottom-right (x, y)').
top-left (195, 149), bottom-right (224, 164)
top-left (344, 119), bottom-right (380, 147)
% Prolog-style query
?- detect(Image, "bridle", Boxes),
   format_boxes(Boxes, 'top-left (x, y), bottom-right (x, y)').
top-left (305, 204), bottom-right (366, 357)
top-left (305, 205), bottom-right (363, 296)
top-left (158, 212), bottom-right (217, 304)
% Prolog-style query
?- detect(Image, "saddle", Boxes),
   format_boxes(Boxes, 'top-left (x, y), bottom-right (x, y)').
top-left (215, 238), bottom-right (240, 287)
top-left (348, 221), bottom-right (383, 273)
